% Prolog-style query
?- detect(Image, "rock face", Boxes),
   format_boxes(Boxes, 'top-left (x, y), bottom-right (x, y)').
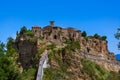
top-left (15, 21), bottom-right (120, 72)
top-left (15, 38), bottom-right (37, 69)
top-left (80, 37), bottom-right (108, 55)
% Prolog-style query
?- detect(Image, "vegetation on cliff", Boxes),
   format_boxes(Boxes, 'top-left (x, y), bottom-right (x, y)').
top-left (0, 26), bottom-right (120, 80)
top-left (36, 39), bottom-right (119, 80)
top-left (42, 42), bottom-right (120, 80)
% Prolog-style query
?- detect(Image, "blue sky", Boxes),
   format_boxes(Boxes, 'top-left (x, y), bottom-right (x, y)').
top-left (0, 0), bottom-right (120, 54)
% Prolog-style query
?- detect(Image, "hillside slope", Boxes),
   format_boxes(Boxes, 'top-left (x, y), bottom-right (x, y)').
top-left (14, 22), bottom-right (120, 80)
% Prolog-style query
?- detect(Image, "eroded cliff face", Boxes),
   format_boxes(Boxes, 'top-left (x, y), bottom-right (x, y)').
top-left (15, 22), bottom-right (120, 75)
top-left (15, 35), bottom-right (37, 69)
top-left (80, 37), bottom-right (108, 55)
top-left (80, 37), bottom-right (120, 72)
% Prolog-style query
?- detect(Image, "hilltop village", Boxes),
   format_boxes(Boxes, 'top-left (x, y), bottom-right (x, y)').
top-left (14, 21), bottom-right (120, 80)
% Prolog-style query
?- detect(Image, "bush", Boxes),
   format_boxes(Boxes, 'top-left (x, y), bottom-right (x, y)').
top-left (101, 36), bottom-right (107, 41)
top-left (43, 49), bottom-right (71, 80)
top-left (47, 44), bottom-right (56, 50)
top-left (94, 34), bottom-right (100, 39)
top-left (64, 40), bottom-right (80, 51)
top-left (81, 31), bottom-right (87, 37)
top-left (20, 68), bottom-right (36, 80)
top-left (87, 35), bottom-right (94, 39)
top-left (81, 59), bottom-right (110, 80)
top-left (0, 41), bottom-right (21, 80)
top-left (20, 26), bottom-right (27, 35)
top-left (26, 30), bottom-right (34, 37)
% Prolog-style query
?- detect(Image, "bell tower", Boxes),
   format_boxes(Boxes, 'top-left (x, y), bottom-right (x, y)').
top-left (50, 20), bottom-right (54, 27)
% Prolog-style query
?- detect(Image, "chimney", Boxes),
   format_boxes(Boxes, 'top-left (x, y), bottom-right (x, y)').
top-left (50, 21), bottom-right (54, 27)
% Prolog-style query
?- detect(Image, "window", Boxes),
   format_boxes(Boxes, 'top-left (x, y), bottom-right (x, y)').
top-left (54, 35), bottom-right (57, 39)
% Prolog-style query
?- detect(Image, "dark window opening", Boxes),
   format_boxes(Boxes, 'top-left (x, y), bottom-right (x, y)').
top-left (25, 63), bottom-right (28, 67)
top-left (54, 35), bottom-right (57, 39)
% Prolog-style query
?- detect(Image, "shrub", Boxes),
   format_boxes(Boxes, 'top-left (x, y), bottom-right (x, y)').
top-left (20, 26), bottom-right (27, 35)
top-left (26, 30), bottom-right (34, 37)
top-left (20, 68), bottom-right (36, 80)
top-left (81, 59), bottom-right (110, 80)
top-left (101, 36), bottom-right (107, 41)
top-left (87, 35), bottom-right (94, 39)
top-left (39, 36), bottom-right (44, 40)
top-left (94, 34), bottom-right (100, 39)
top-left (81, 31), bottom-right (87, 37)
top-left (47, 44), bottom-right (56, 50)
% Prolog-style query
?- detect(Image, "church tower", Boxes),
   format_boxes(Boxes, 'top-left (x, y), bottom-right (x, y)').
top-left (50, 21), bottom-right (54, 27)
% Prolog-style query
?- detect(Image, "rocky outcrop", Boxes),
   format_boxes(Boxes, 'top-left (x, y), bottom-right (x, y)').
top-left (15, 21), bottom-right (120, 73)
top-left (31, 23), bottom-right (108, 56)
top-left (80, 37), bottom-right (108, 55)
top-left (15, 39), bottom-right (37, 69)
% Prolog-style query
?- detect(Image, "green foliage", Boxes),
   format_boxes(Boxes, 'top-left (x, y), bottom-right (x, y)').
top-left (41, 41), bottom-right (120, 80)
top-left (81, 58), bottom-right (120, 80)
top-left (114, 28), bottom-right (120, 49)
top-left (81, 58), bottom-right (110, 80)
top-left (35, 48), bottom-right (45, 59)
top-left (87, 35), bottom-right (94, 39)
top-left (81, 31), bottom-right (87, 37)
top-left (115, 28), bottom-right (120, 40)
top-left (107, 71), bottom-right (120, 80)
top-left (19, 26), bottom-right (34, 37)
top-left (25, 30), bottom-right (34, 37)
top-left (43, 68), bottom-right (59, 80)
top-left (0, 41), bottom-right (5, 55)
top-left (115, 28), bottom-right (120, 49)
top-left (43, 49), bottom-right (71, 80)
top-left (0, 56), bottom-right (21, 80)
top-left (87, 34), bottom-right (107, 41)
top-left (0, 41), bottom-right (21, 80)
top-left (101, 36), bottom-right (107, 41)
top-left (47, 44), bottom-right (56, 50)
top-left (20, 26), bottom-right (27, 35)
top-left (0, 40), bottom-right (37, 80)
top-left (63, 38), bottom-right (72, 44)
top-left (94, 34), bottom-right (100, 39)
top-left (7, 37), bottom-right (15, 50)
top-left (16, 31), bottom-right (19, 36)
top-left (43, 66), bottom-right (70, 80)
top-left (20, 68), bottom-right (36, 80)
top-left (64, 40), bottom-right (81, 51)
top-left (39, 36), bottom-right (44, 40)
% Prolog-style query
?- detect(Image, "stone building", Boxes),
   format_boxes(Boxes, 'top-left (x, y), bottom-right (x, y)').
top-left (32, 26), bottom-right (42, 37)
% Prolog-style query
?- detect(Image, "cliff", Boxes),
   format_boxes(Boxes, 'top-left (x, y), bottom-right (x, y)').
top-left (15, 21), bottom-right (120, 80)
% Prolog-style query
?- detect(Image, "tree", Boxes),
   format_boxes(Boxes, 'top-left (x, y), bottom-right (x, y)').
top-left (101, 36), bottom-right (107, 41)
top-left (20, 26), bottom-right (27, 35)
top-left (81, 31), bottom-right (87, 37)
top-left (16, 31), bottom-right (19, 36)
top-left (0, 41), bottom-right (21, 80)
top-left (94, 34), bottom-right (100, 39)
top-left (115, 28), bottom-right (120, 49)
top-left (115, 28), bottom-right (120, 39)
top-left (0, 41), bottom-right (5, 55)
top-left (25, 30), bottom-right (34, 37)
top-left (7, 37), bottom-right (15, 50)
